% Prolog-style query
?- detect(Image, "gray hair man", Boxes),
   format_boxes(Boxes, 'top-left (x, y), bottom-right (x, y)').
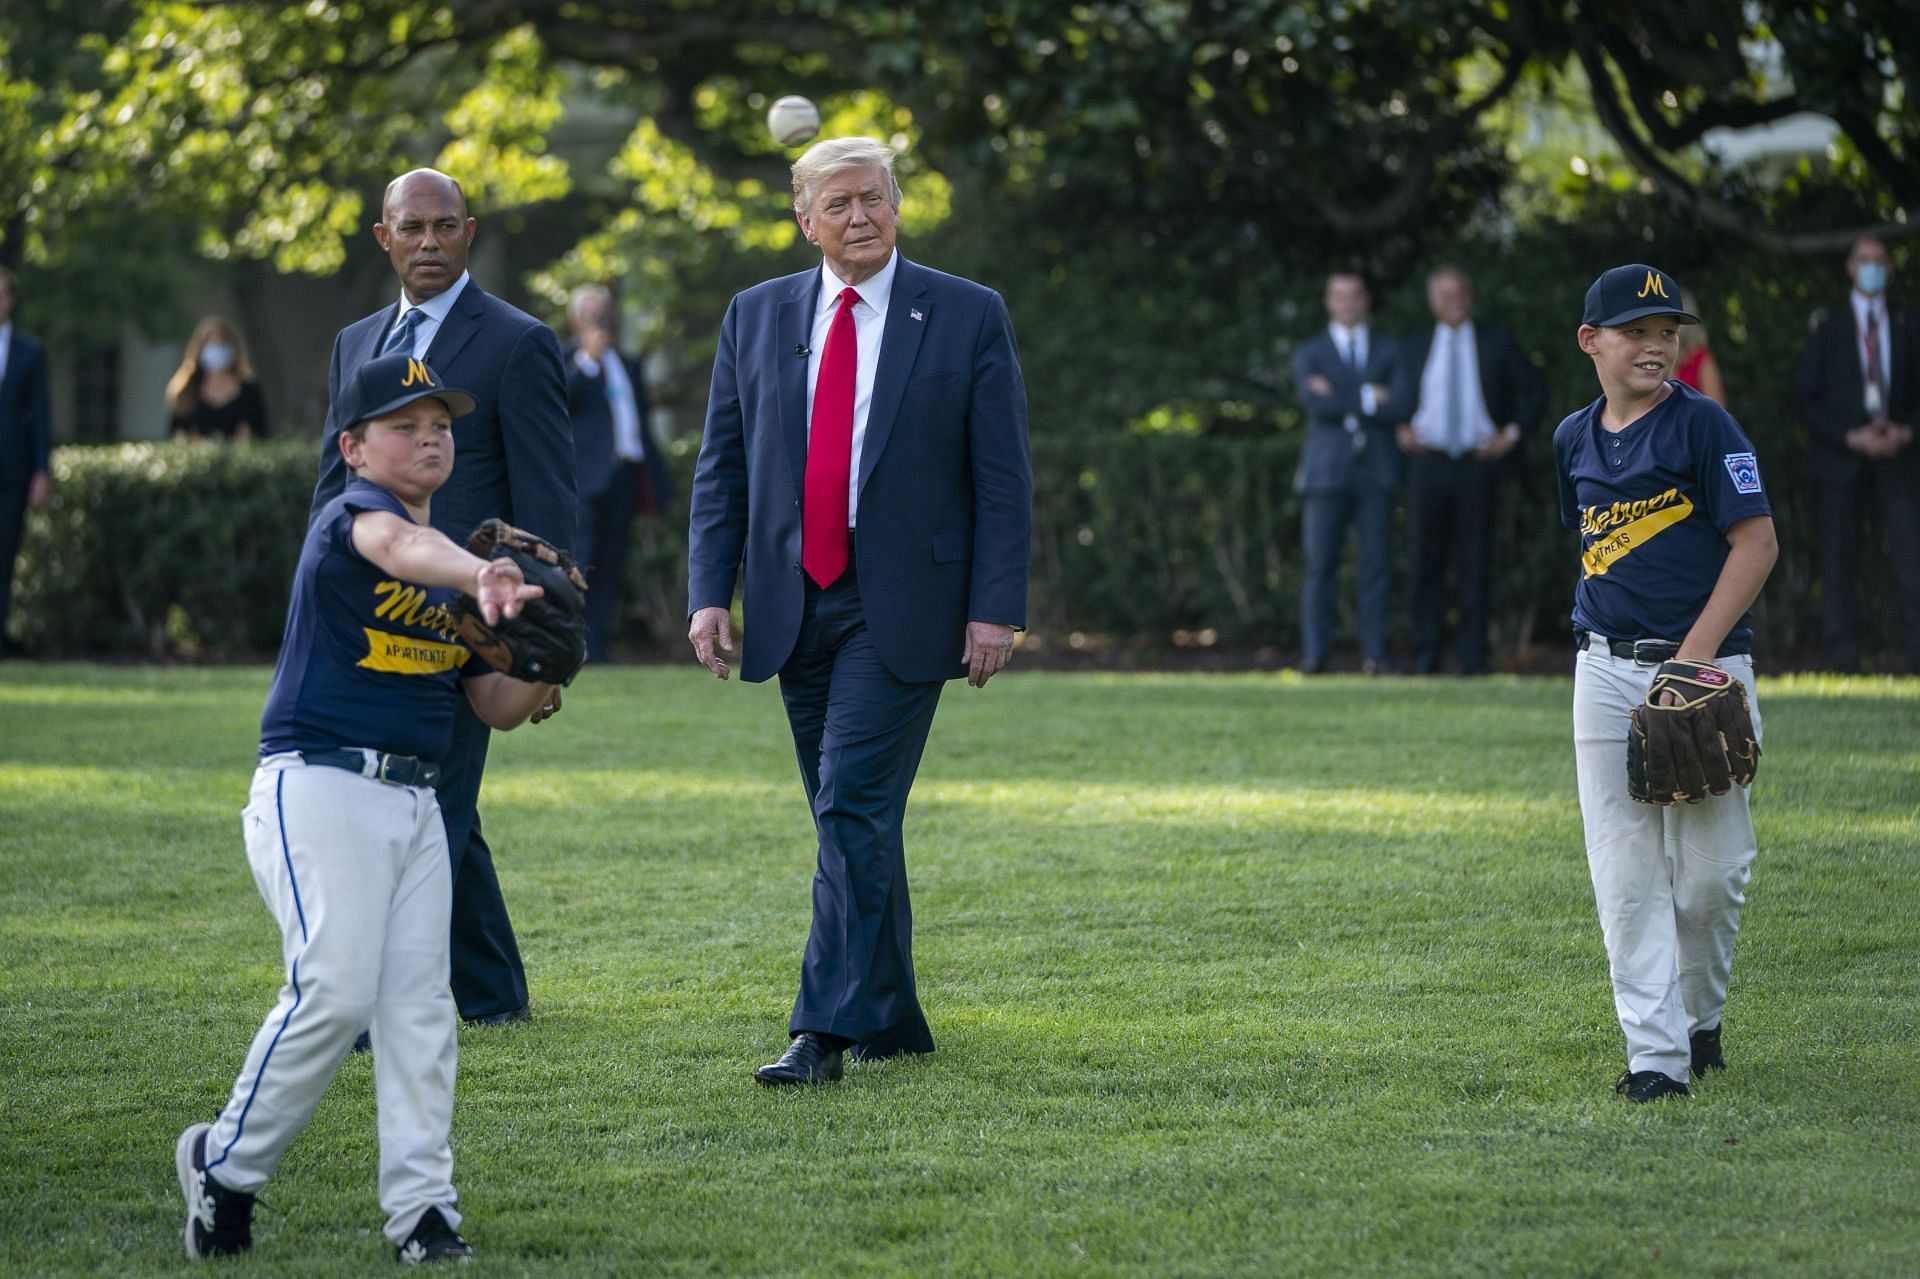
top-left (686, 137), bottom-right (1033, 1085)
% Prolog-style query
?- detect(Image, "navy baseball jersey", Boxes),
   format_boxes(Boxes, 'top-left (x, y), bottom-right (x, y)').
top-left (1553, 381), bottom-right (1772, 650)
top-left (260, 479), bottom-right (488, 762)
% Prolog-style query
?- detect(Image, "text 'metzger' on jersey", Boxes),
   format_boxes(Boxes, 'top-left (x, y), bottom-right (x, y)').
top-left (260, 479), bottom-right (490, 762)
top-left (1553, 381), bottom-right (1772, 650)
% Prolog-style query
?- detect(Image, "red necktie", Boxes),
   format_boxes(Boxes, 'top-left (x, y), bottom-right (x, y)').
top-left (803, 287), bottom-right (860, 587)
top-left (1864, 305), bottom-right (1886, 405)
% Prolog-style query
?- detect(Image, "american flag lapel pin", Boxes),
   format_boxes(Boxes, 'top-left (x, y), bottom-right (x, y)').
top-left (910, 307), bottom-right (924, 322)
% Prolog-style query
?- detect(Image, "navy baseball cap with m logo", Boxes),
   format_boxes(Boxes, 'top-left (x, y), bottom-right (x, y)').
top-left (1581, 264), bottom-right (1701, 328)
top-left (338, 354), bottom-right (477, 430)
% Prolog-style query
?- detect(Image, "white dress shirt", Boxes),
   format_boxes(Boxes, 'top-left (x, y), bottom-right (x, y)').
top-left (573, 348), bottom-right (646, 461)
top-left (389, 271), bottom-right (471, 359)
top-left (804, 250), bottom-right (897, 527)
top-left (1329, 322), bottom-right (1377, 420)
top-left (0, 322), bottom-right (11, 389)
top-left (1850, 289), bottom-right (1892, 413)
top-left (1411, 321), bottom-right (1498, 454)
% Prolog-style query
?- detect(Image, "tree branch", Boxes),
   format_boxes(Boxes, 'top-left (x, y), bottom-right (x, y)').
top-left (1301, 52), bottom-right (1527, 234)
top-left (1576, 37), bottom-right (1912, 254)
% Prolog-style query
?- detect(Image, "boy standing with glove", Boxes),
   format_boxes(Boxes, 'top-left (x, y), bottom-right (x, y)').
top-left (1553, 266), bottom-right (1777, 1103)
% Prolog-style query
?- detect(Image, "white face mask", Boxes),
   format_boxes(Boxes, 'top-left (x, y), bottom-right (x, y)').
top-left (199, 342), bottom-right (236, 372)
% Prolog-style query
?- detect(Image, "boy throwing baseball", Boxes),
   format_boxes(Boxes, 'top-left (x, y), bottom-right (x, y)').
top-left (176, 354), bottom-right (564, 1262)
top-left (1554, 265), bottom-right (1777, 1103)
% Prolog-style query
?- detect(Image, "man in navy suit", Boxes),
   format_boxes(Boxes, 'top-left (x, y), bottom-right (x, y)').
top-left (1792, 233), bottom-right (1920, 672)
top-left (0, 266), bottom-right (53, 656)
top-left (1292, 271), bottom-right (1417, 674)
top-left (1395, 267), bottom-right (1545, 675)
top-left (687, 137), bottom-right (1032, 1085)
top-left (311, 169), bottom-right (575, 1030)
top-left (564, 284), bottom-right (676, 660)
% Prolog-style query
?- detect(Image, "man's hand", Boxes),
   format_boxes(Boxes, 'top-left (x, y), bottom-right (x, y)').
top-left (1848, 421), bottom-right (1900, 458)
top-left (27, 471), bottom-right (49, 511)
top-left (530, 687), bottom-right (563, 725)
top-left (1476, 425), bottom-right (1520, 461)
top-left (689, 606), bottom-right (734, 679)
top-left (1366, 382), bottom-right (1391, 403)
top-left (1305, 373), bottom-right (1334, 397)
top-left (1394, 424), bottom-right (1425, 455)
top-left (473, 557), bottom-right (543, 625)
top-left (962, 621), bottom-right (1015, 688)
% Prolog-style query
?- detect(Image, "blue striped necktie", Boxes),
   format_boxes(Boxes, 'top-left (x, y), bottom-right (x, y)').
top-left (1446, 326), bottom-right (1467, 455)
top-left (381, 307), bottom-right (423, 357)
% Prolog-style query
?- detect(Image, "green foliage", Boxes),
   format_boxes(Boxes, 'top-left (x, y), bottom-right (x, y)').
top-left (4, 3), bottom-right (1916, 665)
top-left (3, 667), bottom-right (1918, 1274)
top-left (528, 87), bottom-right (951, 367)
top-left (21, 396), bottom-right (1916, 668)
top-left (13, 441), bottom-right (314, 658)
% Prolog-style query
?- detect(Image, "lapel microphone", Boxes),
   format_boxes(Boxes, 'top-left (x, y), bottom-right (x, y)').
top-left (795, 344), bottom-right (810, 358)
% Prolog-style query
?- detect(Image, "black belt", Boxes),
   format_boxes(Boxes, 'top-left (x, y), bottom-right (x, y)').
top-left (1575, 631), bottom-right (1751, 664)
top-left (1575, 631), bottom-right (1681, 663)
top-left (301, 749), bottom-right (441, 788)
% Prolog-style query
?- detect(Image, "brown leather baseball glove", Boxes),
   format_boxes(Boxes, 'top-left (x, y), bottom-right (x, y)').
top-left (1626, 660), bottom-right (1760, 805)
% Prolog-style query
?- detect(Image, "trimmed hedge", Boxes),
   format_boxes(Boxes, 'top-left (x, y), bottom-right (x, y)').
top-left (0, 428), bottom-right (1873, 667)
top-left (15, 441), bottom-right (316, 659)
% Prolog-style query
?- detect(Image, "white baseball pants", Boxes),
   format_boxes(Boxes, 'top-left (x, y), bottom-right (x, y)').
top-left (203, 753), bottom-right (461, 1245)
top-left (1573, 648), bottom-right (1762, 1082)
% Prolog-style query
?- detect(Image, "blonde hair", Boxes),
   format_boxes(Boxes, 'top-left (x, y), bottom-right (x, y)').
top-left (165, 316), bottom-right (254, 413)
top-left (790, 137), bottom-right (901, 215)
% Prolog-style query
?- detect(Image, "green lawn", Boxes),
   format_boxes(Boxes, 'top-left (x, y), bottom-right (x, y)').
top-left (2, 665), bottom-right (1917, 1277)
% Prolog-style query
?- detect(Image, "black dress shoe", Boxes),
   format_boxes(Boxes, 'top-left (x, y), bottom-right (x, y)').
top-left (754, 1033), bottom-right (844, 1086)
top-left (350, 1030), bottom-right (372, 1055)
top-left (1690, 1025), bottom-right (1724, 1077)
top-left (463, 1005), bottom-right (530, 1028)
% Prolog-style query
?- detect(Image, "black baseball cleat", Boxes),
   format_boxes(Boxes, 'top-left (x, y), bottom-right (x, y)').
top-left (754, 1032), bottom-right (845, 1086)
top-left (176, 1122), bottom-right (255, 1259)
top-left (1614, 1070), bottom-right (1690, 1104)
top-left (351, 1029), bottom-right (373, 1054)
top-left (396, 1206), bottom-right (472, 1264)
top-left (1690, 1025), bottom-right (1724, 1078)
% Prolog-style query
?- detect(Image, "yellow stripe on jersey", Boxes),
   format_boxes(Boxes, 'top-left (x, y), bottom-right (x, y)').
top-left (357, 629), bottom-right (469, 675)
top-left (1581, 492), bottom-right (1694, 578)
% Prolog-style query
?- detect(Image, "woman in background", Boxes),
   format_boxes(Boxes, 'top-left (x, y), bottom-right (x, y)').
top-left (167, 317), bottom-right (270, 441)
top-left (1674, 290), bottom-right (1728, 408)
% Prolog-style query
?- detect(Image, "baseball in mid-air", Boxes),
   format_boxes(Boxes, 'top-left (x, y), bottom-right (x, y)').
top-left (766, 95), bottom-right (821, 147)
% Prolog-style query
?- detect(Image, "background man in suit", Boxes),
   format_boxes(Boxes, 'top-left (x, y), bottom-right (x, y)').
top-left (687, 137), bottom-right (1032, 1086)
top-left (311, 169), bottom-right (575, 1030)
top-left (0, 266), bottom-right (53, 657)
top-left (1793, 233), bottom-right (1920, 672)
top-left (564, 284), bottom-right (676, 661)
top-left (1292, 271), bottom-right (1417, 674)
top-left (1395, 266), bottom-right (1545, 675)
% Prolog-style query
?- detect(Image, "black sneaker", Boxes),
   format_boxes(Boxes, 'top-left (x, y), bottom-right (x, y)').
top-left (1614, 1069), bottom-right (1690, 1103)
top-left (175, 1122), bottom-right (255, 1259)
top-left (396, 1206), bottom-right (472, 1264)
top-left (1690, 1025), bottom-right (1724, 1077)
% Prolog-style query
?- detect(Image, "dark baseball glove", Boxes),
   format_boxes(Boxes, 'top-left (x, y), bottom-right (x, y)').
top-left (1626, 660), bottom-right (1760, 805)
top-left (450, 519), bottom-right (588, 686)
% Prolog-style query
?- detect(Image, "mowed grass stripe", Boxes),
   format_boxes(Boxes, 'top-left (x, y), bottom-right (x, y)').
top-left (1, 665), bottom-right (1915, 1276)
